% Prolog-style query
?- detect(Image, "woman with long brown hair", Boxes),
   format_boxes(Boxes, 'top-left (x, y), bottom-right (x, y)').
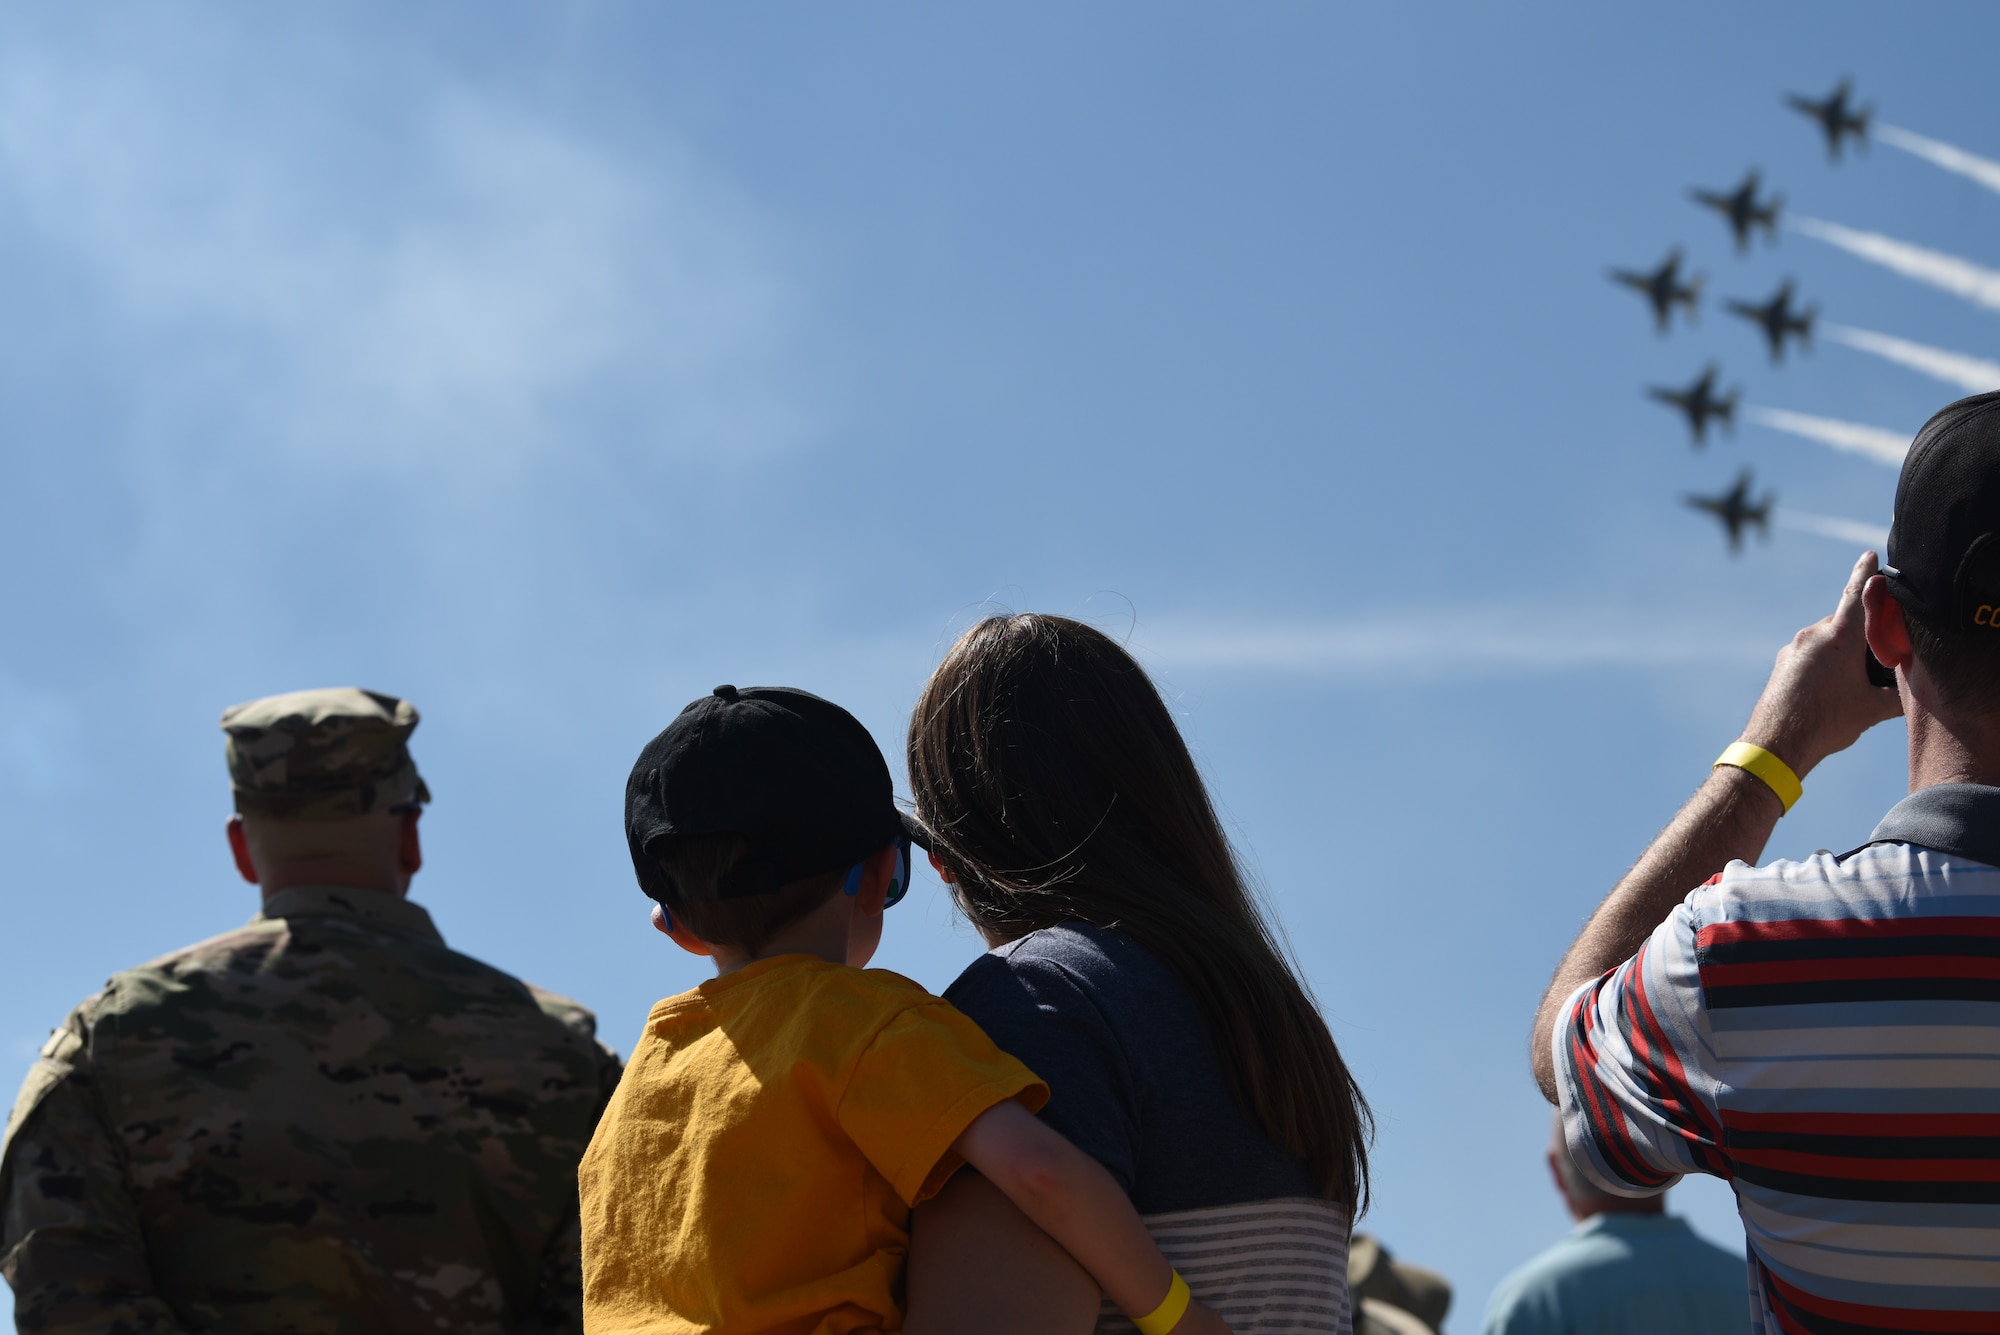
top-left (900, 614), bottom-right (1370, 1335)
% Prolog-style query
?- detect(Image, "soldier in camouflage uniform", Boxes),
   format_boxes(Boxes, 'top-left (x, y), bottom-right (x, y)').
top-left (0, 688), bottom-right (622, 1334)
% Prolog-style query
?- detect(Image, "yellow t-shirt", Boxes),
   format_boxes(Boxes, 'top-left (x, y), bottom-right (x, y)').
top-left (580, 953), bottom-right (1048, 1335)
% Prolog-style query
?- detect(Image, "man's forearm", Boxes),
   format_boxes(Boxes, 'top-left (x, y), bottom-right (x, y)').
top-left (1531, 764), bottom-right (1783, 1101)
top-left (1532, 550), bottom-right (1906, 1103)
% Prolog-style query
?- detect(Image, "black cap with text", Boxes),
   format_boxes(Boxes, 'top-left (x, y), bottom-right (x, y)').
top-left (624, 685), bottom-right (905, 904)
top-left (1886, 391), bottom-right (2000, 632)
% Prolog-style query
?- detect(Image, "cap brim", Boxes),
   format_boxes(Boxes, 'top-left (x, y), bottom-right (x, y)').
top-left (899, 809), bottom-right (934, 852)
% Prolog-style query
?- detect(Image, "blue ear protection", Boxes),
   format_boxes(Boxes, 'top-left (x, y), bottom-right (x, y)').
top-left (844, 836), bottom-right (912, 908)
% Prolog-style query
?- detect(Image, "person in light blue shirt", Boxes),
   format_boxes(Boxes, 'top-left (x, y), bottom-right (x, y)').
top-left (1483, 1113), bottom-right (1747, 1335)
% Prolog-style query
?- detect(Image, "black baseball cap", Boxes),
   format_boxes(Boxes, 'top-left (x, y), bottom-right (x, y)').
top-left (625, 685), bottom-right (909, 905)
top-left (1886, 391), bottom-right (2000, 632)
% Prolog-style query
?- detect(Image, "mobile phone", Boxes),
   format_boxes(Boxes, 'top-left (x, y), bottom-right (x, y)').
top-left (1866, 649), bottom-right (1896, 689)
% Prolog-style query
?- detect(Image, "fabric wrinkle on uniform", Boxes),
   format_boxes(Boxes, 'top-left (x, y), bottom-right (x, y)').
top-left (0, 883), bottom-right (622, 1335)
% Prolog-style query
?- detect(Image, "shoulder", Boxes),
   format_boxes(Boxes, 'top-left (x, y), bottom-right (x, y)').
top-left (1481, 1231), bottom-right (1616, 1328)
top-left (1674, 843), bottom-right (2000, 965)
top-left (1694, 842), bottom-right (1965, 920)
top-left (949, 923), bottom-right (1163, 1004)
top-left (82, 919), bottom-right (290, 1019)
top-left (92, 919), bottom-right (601, 1053)
top-left (1482, 1243), bottom-right (1565, 1334)
top-left (524, 982), bottom-right (604, 1041)
top-left (988, 921), bottom-right (1153, 975)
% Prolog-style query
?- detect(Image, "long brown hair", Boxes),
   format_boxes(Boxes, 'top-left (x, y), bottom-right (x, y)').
top-left (908, 614), bottom-right (1371, 1213)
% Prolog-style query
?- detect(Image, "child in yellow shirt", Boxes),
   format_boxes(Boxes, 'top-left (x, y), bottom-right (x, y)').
top-left (581, 685), bottom-right (1227, 1335)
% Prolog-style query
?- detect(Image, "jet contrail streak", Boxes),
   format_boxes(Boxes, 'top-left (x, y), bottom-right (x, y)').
top-left (1746, 406), bottom-right (1909, 466)
top-left (1877, 123), bottom-right (2000, 196)
top-left (1777, 510), bottom-right (1890, 549)
top-left (1791, 216), bottom-right (2000, 312)
top-left (1825, 324), bottom-right (2000, 394)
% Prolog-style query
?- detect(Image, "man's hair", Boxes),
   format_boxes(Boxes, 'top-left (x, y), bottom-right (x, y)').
top-left (641, 832), bottom-right (845, 955)
top-left (1900, 598), bottom-right (2000, 716)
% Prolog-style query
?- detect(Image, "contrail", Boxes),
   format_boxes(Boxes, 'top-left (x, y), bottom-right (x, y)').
top-left (1777, 510), bottom-right (1890, 549)
top-left (1746, 406), bottom-right (1909, 466)
top-left (1825, 324), bottom-right (2000, 393)
top-left (1877, 123), bottom-right (2000, 196)
top-left (1791, 216), bottom-right (2000, 312)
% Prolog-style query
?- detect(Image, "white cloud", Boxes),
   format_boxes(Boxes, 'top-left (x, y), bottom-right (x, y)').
top-left (1130, 608), bottom-right (1779, 678)
top-left (0, 43), bottom-right (804, 479)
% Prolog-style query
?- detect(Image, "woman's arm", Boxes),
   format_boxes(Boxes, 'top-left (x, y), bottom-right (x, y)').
top-left (938, 1100), bottom-right (1230, 1334)
top-left (904, 1170), bottom-right (1101, 1335)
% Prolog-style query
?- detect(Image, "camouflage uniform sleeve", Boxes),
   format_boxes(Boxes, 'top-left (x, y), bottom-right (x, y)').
top-left (0, 1003), bottom-right (186, 1334)
top-left (522, 988), bottom-right (624, 1335)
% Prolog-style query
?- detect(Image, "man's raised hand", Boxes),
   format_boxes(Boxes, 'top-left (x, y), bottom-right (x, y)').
top-left (1741, 549), bottom-right (1905, 781)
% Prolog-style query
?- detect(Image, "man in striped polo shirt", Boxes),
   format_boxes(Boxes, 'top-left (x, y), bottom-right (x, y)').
top-left (1531, 391), bottom-right (2000, 1335)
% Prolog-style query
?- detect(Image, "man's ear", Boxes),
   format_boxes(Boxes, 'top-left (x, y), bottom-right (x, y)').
top-left (398, 810), bottom-right (423, 876)
top-left (926, 849), bottom-right (957, 885)
top-left (1863, 574), bottom-right (1915, 672)
top-left (652, 902), bottom-right (713, 957)
top-left (227, 816), bottom-right (260, 886)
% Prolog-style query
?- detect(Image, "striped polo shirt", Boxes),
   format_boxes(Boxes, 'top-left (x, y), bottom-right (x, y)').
top-left (1556, 783), bottom-right (2000, 1335)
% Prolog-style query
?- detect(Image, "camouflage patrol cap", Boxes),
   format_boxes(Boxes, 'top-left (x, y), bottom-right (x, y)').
top-left (220, 687), bottom-right (431, 820)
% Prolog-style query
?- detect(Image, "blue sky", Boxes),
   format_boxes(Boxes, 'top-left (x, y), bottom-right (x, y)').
top-left (5, 4), bottom-right (2000, 1326)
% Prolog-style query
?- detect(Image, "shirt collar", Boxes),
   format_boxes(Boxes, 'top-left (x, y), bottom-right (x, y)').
top-left (1576, 1211), bottom-right (1683, 1237)
top-left (1867, 784), bottom-right (2000, 868)
top-left (253, 884), bottom-right (445, 946)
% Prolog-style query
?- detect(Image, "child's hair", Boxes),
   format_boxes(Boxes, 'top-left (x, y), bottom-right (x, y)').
top-left (909, 613), bottom-right (1372, 1215)
top-left (641, 833), bottom-right (847, 955)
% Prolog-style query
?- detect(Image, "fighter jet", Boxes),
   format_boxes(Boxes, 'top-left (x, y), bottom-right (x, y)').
top-left (1690, 171), bottom-right (1781, 252)
top-left (1726, 280), bottom-right (1816, 363)
top-left (1610, 249), bottom-right (1702, 332)
top-left (1685, 471), bottom-right (1773, 553)
top-left (1647, 364), bottom-right (1739, 447)
top-left (1787, 80), bottom-right (1871, 162)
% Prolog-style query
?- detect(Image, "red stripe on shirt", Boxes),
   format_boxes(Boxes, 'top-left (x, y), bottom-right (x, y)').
top-left (1764, 1263), bottom-right (2000, 1333)
top-left (1701, 956), bottom-right (2000, 986)
top-left (1699, 916), bottom-right (2000, 947)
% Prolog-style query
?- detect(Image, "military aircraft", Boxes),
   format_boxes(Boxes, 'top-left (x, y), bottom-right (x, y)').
top-left (1787, 80), bottom-right (1871, 162)
top-left (1726, 280), bottom-right (1816, 363)
top-left (1610, 249), bottom-right (1702, 332)
top-left (1647, 365), bottom-right (1739, 446)
top-left (1690, 171), bottom-right (1781, 252)
top-left (1685, 471), bottom-right (1773, 553)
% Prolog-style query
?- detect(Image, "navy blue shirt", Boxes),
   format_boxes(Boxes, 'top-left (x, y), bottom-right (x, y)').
top-left (945, 922), bottom-right (1316, 1215)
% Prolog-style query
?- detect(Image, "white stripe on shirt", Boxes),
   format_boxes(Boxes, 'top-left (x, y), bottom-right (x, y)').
top-left (1093, 1197), bottom-right (1352, 1335)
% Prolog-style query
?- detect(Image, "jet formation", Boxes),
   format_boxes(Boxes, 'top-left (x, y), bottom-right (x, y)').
top-left (1648, 364), bottom-right (1739, 446)
top-left (1610, 249), bottom-right (1702, 332)
top-left (1610, 78), bottom-right (1874, 553)
top-left (1786, 80), bottom-right (1871, 162)
top-left (1726, 281), bottom-right (1816, 363)
top-left (1689, 171), bottom-right (1781, 252)
top-left (1684, 471), bottom-right (1773, 552)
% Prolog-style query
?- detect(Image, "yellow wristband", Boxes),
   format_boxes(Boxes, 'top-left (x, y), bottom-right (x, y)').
top-left (1715, 742), bottom-right (1803, 814)
top-left (1133, 1271), bottom-right (1191, 1335)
